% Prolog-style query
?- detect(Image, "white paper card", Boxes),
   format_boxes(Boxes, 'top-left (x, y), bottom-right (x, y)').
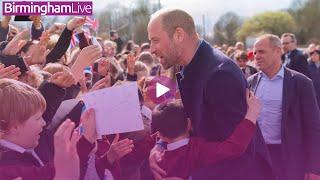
top-left (82, 82), bottom-right (144, 135)
top-left (141, 105), bottom-right (152, 120)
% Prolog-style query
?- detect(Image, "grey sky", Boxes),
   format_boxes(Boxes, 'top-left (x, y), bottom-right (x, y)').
top-left (93, 0), bottom-right (293, 35)
top-left (93, 0), bottom-right (293, 23)
top-left (0, 0), bottom-right (293, 34)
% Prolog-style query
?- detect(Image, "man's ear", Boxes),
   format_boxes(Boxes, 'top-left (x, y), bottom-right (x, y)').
top-left (276, 47), bottom-right (282, 56)
top-left (173, 27), bottom-right (185, 43)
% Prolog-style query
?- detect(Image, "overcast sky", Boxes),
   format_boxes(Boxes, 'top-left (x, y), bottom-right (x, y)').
top-left (0, 0), bottom-right (294, 34)
top-left (1, 0), bottom-right (293, 23)
top-left (93, 0), bottom-right (293, 35)
top-left (94, 0), bottom-right (292, 22)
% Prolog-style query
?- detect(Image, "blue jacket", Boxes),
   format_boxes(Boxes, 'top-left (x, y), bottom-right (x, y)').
top-left (177, 41), bottom-right (273, 180)
top-left (308, 61), bottom-right (320, 108)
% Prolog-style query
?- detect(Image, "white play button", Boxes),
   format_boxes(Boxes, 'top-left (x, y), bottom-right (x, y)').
top-left (156, 82), bottom-right (170, 98)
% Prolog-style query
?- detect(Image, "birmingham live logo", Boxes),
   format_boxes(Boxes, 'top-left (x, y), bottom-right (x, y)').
top-left (2, 1), bottom-right (93, 16)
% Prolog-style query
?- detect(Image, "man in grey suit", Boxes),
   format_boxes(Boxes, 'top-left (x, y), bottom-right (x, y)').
top-left (248, 34), bottom-right (320, 180)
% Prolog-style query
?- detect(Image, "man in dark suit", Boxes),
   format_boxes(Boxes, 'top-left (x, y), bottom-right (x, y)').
top-left (281, 33), bottom-right (310, 77)
top-left (248, 34), bottom-right (320, 180)
top-left (110, 30), bottom-right (123, 54)
top-left (147, 8), bottom-right (273, 180)
top-left (308, 50), bottom-right (320, 108)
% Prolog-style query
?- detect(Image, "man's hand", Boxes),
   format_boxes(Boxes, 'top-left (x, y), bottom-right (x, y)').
top-left (245, 89), bottom-right (261, 124)
top-left (0, 64), bottom-right (21, 80)
top-left (48, 23), bottom-right (66, 34)
top-left (39, 31), bottom-right (50, 46)
top-left (71, 45), bottom-right (102, 82)
top-left (107, 134), bottom-right (134, 164)
top-left (12, 28), bottom-right (30, 41)
top-left (96, 58), bottom-right (109, 76)
top-left (305, 173), bottom-right (320, 180)
top-left (67, 17), bottom-right (86, 31)
top-left (54, 119), bottom-right (81, 180)
top-left (76, 45), bottom-right (103, 65)
top-left (127, 53), bottom-right (137, 75)
top-left (27, 31), bottom-right (50, 65)
top-left (80, 109), bottom-right (97, 144)
top-left (90, 75), bottom-right (111, 92)
top-left (49, 70), bottom-right (76, 88)
top-left (2, 29), bottom-right (29, 56)
top-left (149, 146), bottom-right (167, 180)
top-left (79, 75), bottom-right (89, 93)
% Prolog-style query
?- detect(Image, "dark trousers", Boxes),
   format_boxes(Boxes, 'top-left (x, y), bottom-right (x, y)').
top-left (268, 144), bottom-right (287, 180)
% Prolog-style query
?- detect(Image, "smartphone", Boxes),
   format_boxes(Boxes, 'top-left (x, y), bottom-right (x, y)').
top-left (93, 62), bottom-right (99, 72)
top-left (14, 16), bottom-right (31, 21)
top-left (84, 67), bottom-right (93, 89)
top-left (91, 37), bottom-right (103, 52)
top-left (0, 54), bottom-right (29, 74)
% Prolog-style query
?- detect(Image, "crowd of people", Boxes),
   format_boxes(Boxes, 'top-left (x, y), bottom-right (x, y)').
top-left (0, 8), bottom-right (320, 180)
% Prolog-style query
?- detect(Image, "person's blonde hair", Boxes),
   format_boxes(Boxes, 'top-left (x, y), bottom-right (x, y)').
top-left (43, 63), bottom-right (70, 75)
top-left (138, 52), bottom-right (154, 67)
top-left (103, 40), bottom-right (117, 48)
top-left (18, 71), bottom-right (44, 89)
top-left (135, 61), bottom-right (149, 80)
top-left (0, 79), bottom-right (46, 134)
top-left (134, 61), bottom-right (149, 74)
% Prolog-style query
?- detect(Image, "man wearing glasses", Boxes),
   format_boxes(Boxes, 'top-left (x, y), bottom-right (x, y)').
top-left (281, 33), bottom-right (310, 77)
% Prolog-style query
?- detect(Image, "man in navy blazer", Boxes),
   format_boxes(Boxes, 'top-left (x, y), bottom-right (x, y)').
top-left (147, 8), bottom-right (273, 180)
top-left (281, 33), bottom-right (310, 77)
top-left (248, 34), bottom-right (320, 180)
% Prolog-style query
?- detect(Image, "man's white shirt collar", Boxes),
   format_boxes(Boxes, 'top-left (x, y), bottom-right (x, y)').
top-left (259, 65), bottom-right (285, 80)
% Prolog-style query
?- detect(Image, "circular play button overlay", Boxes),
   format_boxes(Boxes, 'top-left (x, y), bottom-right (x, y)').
top-left (145, 76), bottom-right (177, 104)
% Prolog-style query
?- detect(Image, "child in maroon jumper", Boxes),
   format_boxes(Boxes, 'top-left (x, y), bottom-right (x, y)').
top-left (150, 91), bottom-right (260, 179)
top-left (0, 79), bottom-right (97, 180)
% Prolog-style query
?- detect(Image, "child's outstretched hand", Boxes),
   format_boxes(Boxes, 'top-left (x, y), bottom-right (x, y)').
top-left (54, 119), bottom-right (81, 180)
top-left (0, 64), bottom-right (21, 80)
top-left (67, 17), bottom-right (86, 31)
top-left (90, 74), bottom-right (111, 92)
top-left (245, 89), bottom-right (261, 124)
top-left (50, 69), bottom-right (76, 88)
top-left (107, 134), bottom-right (134, 164)
top-left (2, 29), bottom-right (29, 56)
top-left (71, 45), bottom-right (102, 82)
top-left (80, 109), bottom-right (97, 144)
top-left (127, 53), bottom-right (137, 75)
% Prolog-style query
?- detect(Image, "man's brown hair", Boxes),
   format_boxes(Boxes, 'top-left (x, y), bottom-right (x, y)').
top-left (153, 9), bottom-right (196, 38)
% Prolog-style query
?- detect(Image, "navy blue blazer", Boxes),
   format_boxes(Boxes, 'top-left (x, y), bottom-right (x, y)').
top-left (308, 62), bottom-right (320, 108)
top-left (282, 49), bottom-right (310, 77)
top-left (248, 67), bottom-right (320, 180)
top-left (176, 41), bottom-right (273, 180)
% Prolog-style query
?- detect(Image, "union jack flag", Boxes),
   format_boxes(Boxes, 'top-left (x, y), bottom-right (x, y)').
top-left (83, 27), bottom-right (92, 39)
top-left (70, 33), bottom-right (79, 48)
top-left (85, 16), bottom-right (99, 31)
